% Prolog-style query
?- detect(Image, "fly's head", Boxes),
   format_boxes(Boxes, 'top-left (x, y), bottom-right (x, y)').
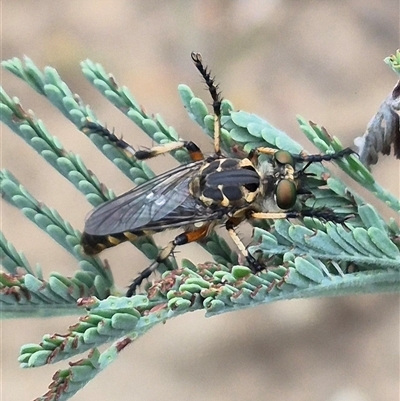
top-left (259, 150), bottom-right (301, 211)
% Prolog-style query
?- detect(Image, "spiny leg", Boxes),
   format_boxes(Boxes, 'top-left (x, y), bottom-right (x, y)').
top-left (294, 147), bottom-right (356, 173)
top-left (226, 218), bottom-right (250, 260)
top-left (248, 147), bottom-right (279, 160)
top-left (226, 218), bottom-right (267, 272)
top-left (250, 209), bottom-right (349, 224)
top-left (249, 209), bottom-right (349, 272)
top-left (294, 147), bottom-right (355, 163)
top-left (126, 224), bottom-right (211, 296)
top-left (191, 52), bottom-right (222, 156)
top-left (249, 146), bottom-right (354, 162)
top-left (82, 121), bottom-right (204, 162)
top-left (82, 122), bottom-right (136, 156)
top-left (135, 141), bottom-right (204, 161)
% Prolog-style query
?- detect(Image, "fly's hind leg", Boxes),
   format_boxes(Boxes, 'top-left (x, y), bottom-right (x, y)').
top-left (126, 224), bottom-right (211, 296)
top-left (82, 122), bottom-right (205, 162)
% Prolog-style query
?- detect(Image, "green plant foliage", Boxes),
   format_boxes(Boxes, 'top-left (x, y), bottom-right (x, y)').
top-left (384, 49), bottom-right (400, 75)
top-left (1, 53), bottom-right (399, 401)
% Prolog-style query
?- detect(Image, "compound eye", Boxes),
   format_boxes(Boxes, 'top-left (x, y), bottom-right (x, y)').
top-left (276, 179), bottom-right (297, 209)
top-left (275, 150), bottom-right (294, 166)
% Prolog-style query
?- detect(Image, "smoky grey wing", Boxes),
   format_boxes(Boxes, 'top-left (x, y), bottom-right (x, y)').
top-left (83, 161), bottom-right (212, 235)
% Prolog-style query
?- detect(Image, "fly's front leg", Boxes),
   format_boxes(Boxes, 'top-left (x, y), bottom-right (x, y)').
top-left (249, 147), bottom-right (355, 161)
top-left (293, 147), bottom-right (355, 163)
top-left (82, 121), bottom-right (204, 162)
top-left (191, 52), bottom-right (222, 156)
top-left (248, 146), bottom-right (355, 166)
top-left (292, 147), bottom-right (356, 173)
top-left (126, 223), bottom-right (211, 296)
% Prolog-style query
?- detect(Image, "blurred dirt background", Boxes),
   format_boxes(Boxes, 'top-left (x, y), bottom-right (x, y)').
top-left (1, 1), bottom-right (399, 401)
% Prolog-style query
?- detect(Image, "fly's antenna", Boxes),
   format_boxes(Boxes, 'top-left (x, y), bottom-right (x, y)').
top-left (191, 52), bottom-right (222, 156)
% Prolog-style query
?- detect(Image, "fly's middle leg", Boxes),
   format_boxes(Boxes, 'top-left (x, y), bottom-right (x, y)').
top-left (225, 217), bottom-right (263, 271)
top-left (82, 122), bottom-right (205, 162)
top-left (134, 140), bottom-right (204, 162)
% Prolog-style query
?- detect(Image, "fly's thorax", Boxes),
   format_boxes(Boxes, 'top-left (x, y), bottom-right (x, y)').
top-left (189, 157), bottom-right (261, 209)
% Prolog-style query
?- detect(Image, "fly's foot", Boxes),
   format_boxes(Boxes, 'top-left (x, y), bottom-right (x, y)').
top-left (302, 208), bottom-right (352, 224)
top-left (246, 252), bottom-right (265, 274)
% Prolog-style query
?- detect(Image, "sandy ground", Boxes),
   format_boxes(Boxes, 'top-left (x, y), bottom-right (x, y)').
top-left (1, 2), bottom-right (399, 401)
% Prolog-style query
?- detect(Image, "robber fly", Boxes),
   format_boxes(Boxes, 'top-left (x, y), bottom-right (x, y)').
top-left (81, 52), bottom-right (353, 296)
